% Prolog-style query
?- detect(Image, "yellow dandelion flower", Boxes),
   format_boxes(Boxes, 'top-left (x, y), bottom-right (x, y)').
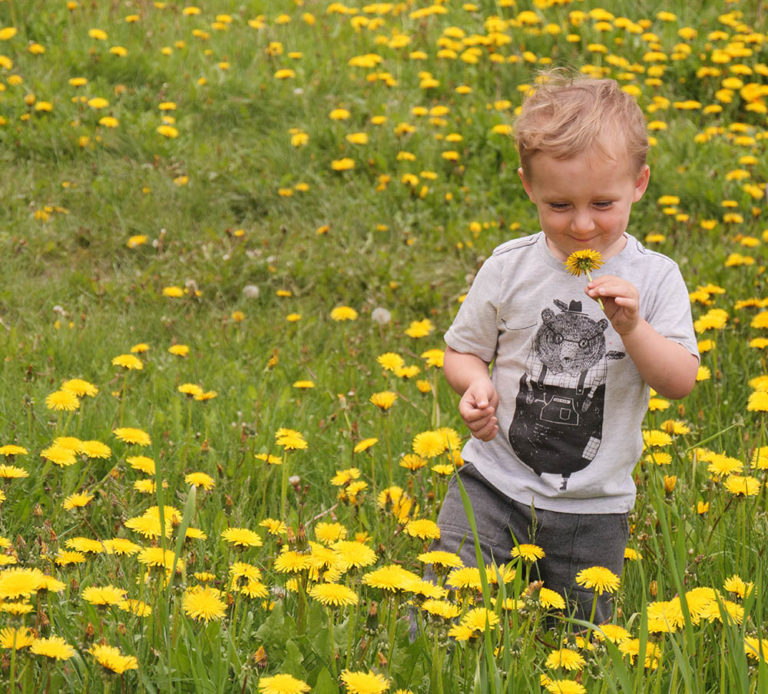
top-left (114, 427), bottom-right (151, 446)
top-left (82, 585), bottom-right (127, 606)
top-left (62, 492), bottom-right (94, 510)
top-left (404, 319), bottom-right (434, 338)
top-left (595, 623), bottom-right (631, 643)
top-left (185, 472), bottom-right (215, 490)
top-left (138, 547), bottom-right (183, 572)
top-left (183, 585), bottom-right (226, 622)
top-left (377, 352), bottom-right (404, 372)
top-left (255, 453), bottom-right (282, 465)
top-left (418, 551), bottom-right (463, 569)
top-left (308, 582), bottom-right (359, 607)
top-left (258, 673), bottom-right (311, 694)
top-left (78, 440), bottom-right (111, 459)
top-left (65, 537), bottom-right (104, 553)
top-left (274, 549), bottom-right (312, 574)
top-left (539, 587), bottom-right (566, 610)
top-left (0, 445), bottom-right (28, 457)
top-left (564, 249), bottom-right (604, 277)
top-left (55, 550), bottom-right (86, 566)
top-left (333, 540), bottom-right (377, 570)
top-left (353, 438), bottom-right (378, 453)
top-left (90, 644), bottom-right (138, 674)
top-left (745, 637), bottom-right (768, 663)
top-left (61, 378), bottom-right (98, 397)
top-left (101, 538), bottom-right (141, 556)
top-left (723, 474), bottom-right (761, 496)
top-left (544, 679), bottom-right (586, 694)
top-left (642, 430), bottom-right (672, 447)
top-left (40, 445), bottom-right (77, 467)
top-left (446, 567), bottom-right (482, 591)
top-left (421, 599), bottom-right (461, 619)
top-left (0, 626), bottom-right (35, 650)
top-left (412, 430), bottom-right (446, 458)
top-left (404, 519), bottom-right (440, 540)
top-left (30, 636), bottom-right (75, 660)
top-left (575, 566), bottom-right (620, 594)
top-left (619, 639), bottom-right (661, 668)
top-left (340, 670), bottom-right (389, 694)
top-left (399, 454), bottom-right (427, 471)
top-left (0, 465), bottom-right (28, 479)
top-left (370, 391), bottom-right (397, 410)
top-left (747, 391), bottom-right (768, 412)
top-left (460, 607), bottom-right (500, 633)
top-left (330, 305), bottom-right (358, 321)
top-left (45, 390), bottom-right (80, 411)
top-left (126, 455), bottom-right (155, 474)
top-left (511, 543), bottom-right (545, 561)
top-left (647, 598), bottom-right (684, 633)
top-left (314, 522), bottom-right (347, 544)
top-left (545, 647), bottom-right (586, 671)
top-left (111, 354), bottom-right (143, 370)
top-left (221, 527), bottom-right (263, 548)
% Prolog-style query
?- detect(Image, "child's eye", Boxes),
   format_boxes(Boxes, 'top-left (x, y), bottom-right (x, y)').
top-left (548, 203), bottom-right (570, 211)
top-left (593, 201), bottom-right (613, 209)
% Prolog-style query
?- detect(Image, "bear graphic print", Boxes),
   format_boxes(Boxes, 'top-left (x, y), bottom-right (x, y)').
top-left (508, 299), bottom-right (625, 491)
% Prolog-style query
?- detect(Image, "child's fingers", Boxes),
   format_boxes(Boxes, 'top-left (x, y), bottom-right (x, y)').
top-left (470, 416), bottom-right (498, 441)
top-left (461, 401), bottom-right (495, 424)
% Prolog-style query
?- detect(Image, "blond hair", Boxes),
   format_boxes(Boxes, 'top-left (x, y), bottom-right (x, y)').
top-left (515, 69), bottom-right (648, 177)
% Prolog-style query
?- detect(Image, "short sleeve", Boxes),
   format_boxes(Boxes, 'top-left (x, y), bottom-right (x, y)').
top-left (644, 262), bottom-right (699, 359)
top-left (444, 255), bottom-right (502, 363)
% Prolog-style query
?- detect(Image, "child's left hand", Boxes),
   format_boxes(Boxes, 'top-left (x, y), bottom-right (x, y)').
top-left (585, 275), bottom-right (640, 336)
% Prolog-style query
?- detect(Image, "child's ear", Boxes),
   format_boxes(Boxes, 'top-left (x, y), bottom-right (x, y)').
top-left (518, 167), bottom-right (534, 200)
top-left (633, 165), bottom-right (650, 202)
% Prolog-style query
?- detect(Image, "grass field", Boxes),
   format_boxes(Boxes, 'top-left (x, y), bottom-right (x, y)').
top-left (0, 0), bottom-right (767, 691)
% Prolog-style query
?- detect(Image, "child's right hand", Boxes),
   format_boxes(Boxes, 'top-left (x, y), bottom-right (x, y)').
top-left (459, 379), bottom-right (499, 441)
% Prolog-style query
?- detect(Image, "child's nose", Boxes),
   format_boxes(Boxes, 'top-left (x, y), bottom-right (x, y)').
top-left (571, 209), bottom-right (595, 233)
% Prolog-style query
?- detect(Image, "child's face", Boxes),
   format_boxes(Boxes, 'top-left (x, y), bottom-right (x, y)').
top-left (518, 148), bottom-right (650, 261)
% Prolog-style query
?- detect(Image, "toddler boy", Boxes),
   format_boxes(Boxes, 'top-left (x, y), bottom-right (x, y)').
top-left (435, 71), bottom-right (699, 623)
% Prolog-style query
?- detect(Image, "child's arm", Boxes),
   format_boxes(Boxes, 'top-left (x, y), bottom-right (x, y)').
top-left (586, 275), bottom-right (698, 399)
top-left (444, 346), bottom-right (500, 441)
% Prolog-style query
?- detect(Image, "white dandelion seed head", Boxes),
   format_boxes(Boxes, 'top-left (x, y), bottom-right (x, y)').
top-left (371, 307), bottom-right (391, 325)
top-left (242, 285), bottom-right (260, 299)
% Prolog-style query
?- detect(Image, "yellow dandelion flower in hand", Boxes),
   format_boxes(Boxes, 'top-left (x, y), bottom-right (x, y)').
top-left (565, 249), bottom-right (604, 309)
top-left (564, 249), bottom-right (604, 277)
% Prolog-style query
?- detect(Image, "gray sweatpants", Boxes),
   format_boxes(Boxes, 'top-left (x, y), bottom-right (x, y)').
top-left (431, 462), bottom-right (629, 625)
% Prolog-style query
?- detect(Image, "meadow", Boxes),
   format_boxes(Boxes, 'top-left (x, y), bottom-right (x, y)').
top-left (0, 0), bottom-right (767, 691)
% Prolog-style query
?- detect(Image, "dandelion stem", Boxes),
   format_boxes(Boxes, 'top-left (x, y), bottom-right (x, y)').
top-left (280, 450), bottom-right (290, 520)
top-left (585, 269), bottom-right (605, 311)
top-left (327, 607), bottom-right (337, 677)
top-left (383, 414), bottom-right (393, 486)
top-left (386, 593), bottom-right (397, 666)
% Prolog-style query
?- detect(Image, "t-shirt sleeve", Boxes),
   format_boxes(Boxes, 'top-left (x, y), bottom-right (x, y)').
top-left (644, 262), bottom-right (699, 359)
top-left (444, 255), bottom-right (501, 363)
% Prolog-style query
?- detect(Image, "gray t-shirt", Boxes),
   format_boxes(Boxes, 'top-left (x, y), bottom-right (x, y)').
top-left (444, 232), bottom-right (698, 514)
